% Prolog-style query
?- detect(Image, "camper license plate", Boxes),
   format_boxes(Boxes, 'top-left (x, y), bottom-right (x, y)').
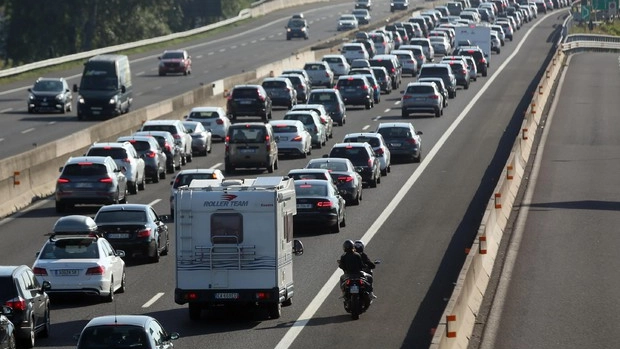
top-left (215, 292), bottom-right (239, 300)
top-left (350, 285), bottom-right (359, 294)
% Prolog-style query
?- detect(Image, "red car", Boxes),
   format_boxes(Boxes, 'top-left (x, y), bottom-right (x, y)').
top-left (158, 50), bottom-right (191, 76)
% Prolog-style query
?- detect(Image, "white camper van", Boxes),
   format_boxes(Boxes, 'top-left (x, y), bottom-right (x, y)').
top-left (173, 176), bottom-right (304, 320)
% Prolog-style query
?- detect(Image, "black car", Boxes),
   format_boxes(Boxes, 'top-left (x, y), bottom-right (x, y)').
top-left (335, 75), bottom-right (374, 109)
top-left (293, 179), bottom-right (346, 234)
top-left (132, 131), bottom-right (182, 174)
top-left (454, 46), bottom-right (489, 77)
top-left (94, 204), bottom-right (170, 263)
top-left (279, 73), bottom-right (310, 103)
top-left (117, 136), bottom-right (167, 183)
top-left (327, 142), bottom-right (381, 188)
top-left (226, 85), bottom-right (273, 121)
top-left (0, 306), bottom-right (15, 349)
top-left (285, 18), bottom-right (309, 40)
top-left (304, 158), bottom-right (363, 205)
top-left (27, 77), bottom-right (73, 114)
top-left (261, 77), bottom-right (297, 109)
top-left (369, 55), bottom-right (402, 89)
top-left (0, 265), bottom-right (51, 348)
top-left (391, 0), bottom-right (409, 11)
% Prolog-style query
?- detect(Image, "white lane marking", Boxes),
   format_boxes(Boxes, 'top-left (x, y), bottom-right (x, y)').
top-left (251, 40), bottom-right (257, 44)
top-left (136, 71), bottom-right (146, 76)
top-left (274, 13), bottom-right (549, 349)
top-left (268, 35), bottom-right (275, 39)
top-left (362, 125), bottom-right (370, 131)
top-left (149, 199), bottom-right (161, 206)
top-left (142, 292), bottom-right (165, 308)
top-left (211, 162), bottom-right (222, 169)
top-left (218, 48), bottom-right (226, 52)
top-left (21, 128), bottom-right (34, 134)
top-left (153, 86), bottom-right (162, 91)
top-left (384, 108), bottom-right (391, 113)
top-left (394, 101), bottom-right (401, 105)
top-left (259, 37), bottom-right (266, 41)
top-left (241, 43), bottom-right (247, 46)
top-left (231, 45), bottom-right (238, 49)
top-left (48, 121), bottom-right (56, 125)
top-left (372, 116), bottom-right (382, 121)
top-left (196, 55), bottom-right (203, 59)
top-left (208, 52), bottom-right (214, 56)
top-left (0, 138), bottom-right (4, 142)
top-left (1, 108), bottom-right (13, 113)
top-left (478, 47), bottom-right (571, 349)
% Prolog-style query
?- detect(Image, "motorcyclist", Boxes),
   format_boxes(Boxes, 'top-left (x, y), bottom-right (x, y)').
top-left (338, 240), bottom-right (375, 299)
top-left (354, 240), bottom-right (377, 299)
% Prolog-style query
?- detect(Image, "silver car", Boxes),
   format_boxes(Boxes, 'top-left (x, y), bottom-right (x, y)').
top-left (337, 14), bottom-right (359, 31)
top-left (291, 104), bottom-right (334, 140)
top-left (85, 142), bottom-right (146, 195)
top-left (283, 110), bottom-right (327, 148)
top-left (430, 36), bottom-right (452, 56)
top-left (391, 50), bottom-right (418, 77)
top-left (303, 61), bottom-right (335, 88)
top-left (400, 82), bottom-right (444, 118)
top-left (182, 121), bottom-right (212, 156)
top-left (343, 132), bottom-right (392, 175)
top-left (269, 120), bottom-right (312, 158)
top-left (184, 106), bottom-right (231, 142)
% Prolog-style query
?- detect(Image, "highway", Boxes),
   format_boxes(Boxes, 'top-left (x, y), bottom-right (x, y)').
top-left (0, 2), bottom-right (569, 349)
top-left (470, 52), bottom-right (620, 349)
top-left (0, 0), bottom-right (398, 159)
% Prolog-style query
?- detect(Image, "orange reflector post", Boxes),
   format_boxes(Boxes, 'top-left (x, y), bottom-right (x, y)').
top-left (494, 193), bottom-right (502, 209)
top-left (531, 102), bottom-right (536, 114)
top-left (13, 171), bottom-right (20, 185)
top-left (446, 315), bottom-right (457, 338)
top-left (507, 165), bottom-right (513, 180)
top-left (522, 128), bottom-right (528, 140)
top-left (479, 236), bottom-right (487, 254)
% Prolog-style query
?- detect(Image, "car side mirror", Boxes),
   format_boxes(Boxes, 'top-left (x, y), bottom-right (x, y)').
top-left (121, 85), bottom-right (126, 93)
top-left (41, 280), bottom-right (51, 292)
top-left (160, 215), bottom-right (173, 223)
top-left (28, 88), bottom-right (32, 92)
top-left (59, 167), bottom-right (64, 172)
top-left (417, 131), bottom-right (423, 135)
top-left (322, 154), bottom-right (329, 158)
top-left (116, 250), bottom-right (126, 258)
top-left (73, 84), bottom-right (78, 92)
top-left (293, 239), bottom-right (304, 255)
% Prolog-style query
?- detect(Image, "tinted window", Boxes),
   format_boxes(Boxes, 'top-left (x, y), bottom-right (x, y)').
top-left (304, 64), bottom-right (325, 70)
top-left (307, 161), bottom-right (349, 171)
top-left (78, 325), bottom-right (146, 348)
top-left (420, 67), bottom-right (450, 76)
top-left (229, 127), bottom-right (266, 143)
top-left (308, 93), bottom-right (336, 103)
top-left (295, 183), bottom-right (328, 196)
top-left (323, 57), bottom-right (342, 63)
top-left (0, 276), bottom-right (17, 301)
top-left (329, 147), bottom-right (370, 165)
top-left (188, 111), bottom-right (219, 119)
top-left (142, 125), bottom-right (178, 135)
top-left (173, 173), bottom-right (219, 188)
top-left (344, 136), bottom-right (380, 147)
top-left (62, 163), bottom-right (108, 176)
top-left (337, 78), bottom-right (365, 87)
top-left (232, 88), bottom-right (258, 98)
top-left (289, 173), bottom-right (329, 180)
top-left (377, 127), bottom-right (412, 139)
top-left (33, 80), bottom-right (63, 92)
top-left (162, 51), bottom-right (184, 59)
top-left (126, 141), bottom-right (150, 152)
top-left (87, 148), bottom-right (128, 160)
top-left (95, 210), bottom-right (147, 223)
top-left (273, 125), bottom-right (299, 133)
top-left (285, 114), bottom-right (314, 125)
top-left (407, 85), bottom-right (435, 94)
top-left (40, 239), bottom-right (99, 259)
top-left (342, 45), bottom-right (361, 51)
top-left (262, 81), bottom-right (287, 88)
top-left (211, 213), bottom-right (243, 244)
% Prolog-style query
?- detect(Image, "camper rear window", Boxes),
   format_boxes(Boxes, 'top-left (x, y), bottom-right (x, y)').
top-left (211, 213), bottom-right (243, 244)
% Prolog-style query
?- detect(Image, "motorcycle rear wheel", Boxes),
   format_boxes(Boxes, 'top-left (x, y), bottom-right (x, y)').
top-left (350, 294), bottom-right (361, 320)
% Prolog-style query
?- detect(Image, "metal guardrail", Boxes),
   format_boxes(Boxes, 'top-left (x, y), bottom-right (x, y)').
top-left (0, 8), bottom-right (254, 78)
top-left (562, 33), bottom-right (620, 52)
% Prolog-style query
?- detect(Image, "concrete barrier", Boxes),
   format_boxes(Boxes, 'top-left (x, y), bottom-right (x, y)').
top-left (429, 48), bottom-right (567, 349)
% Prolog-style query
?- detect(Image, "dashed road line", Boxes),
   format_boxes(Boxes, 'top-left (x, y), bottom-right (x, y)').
top-left (142, 292), bottom-right (165, 308)
top-left (0, 108), bottom-right (13, 113)
top-left (362, 125), bottom-right (370, 130)
top-left (212, 162), bottom-right (222, 169)
top-left (21, 128), bottom-right (34, 134)
top-left (372, 116), bottom-right (382, 121)
top-left (383, 108), bottom-right (390, 113)
top-left (208, 52), bottom-right (214, 56)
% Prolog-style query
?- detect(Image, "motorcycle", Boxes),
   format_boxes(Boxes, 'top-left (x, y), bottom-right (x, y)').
top-left (339, 260), bottom-right (380, 320)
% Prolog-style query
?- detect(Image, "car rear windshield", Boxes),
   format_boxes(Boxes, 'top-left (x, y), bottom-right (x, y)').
top-left (0, 276), bottom-right (17, 300)
top-left (262, 81), bottom-right (287, 88)
top-left (174, 173), bottom-right (219, 188)
top-left (284, 114), bottom-right (314, 125)
top-left (369, 60), bottom-right (394, 70)
top-left (232, 88), bottom-right (259, 98)
top-left (142, 125), bottom-right (178, 135)
top-left (41, 239), bottom-right (99, 259)
top-left (307, 161), bottom-right (348, 171)
top-left (329, 147), bottom-right (369, 165)
top-left (420, 67), bottom-right (450, 76)
top-left (62, 163), bottom-right (108, 176)
top-left (87, 148), bottom-right (127, 160)
top-left (295, 183), bottom-right (327, 197)
top-left (344, 136), bottom-right (380, 147)
top-left (410, 39), bottom-right (429, 47)
top-left (78, 325), bottom-right (146, 346)
top-left (162, 51), bottom-right (184, 59)
top-left (188, 111), bottom-right (219, 119)
top-left (308, 93), bottom-right (336, 103)
top-left (337, 78), bottom-right (365, 87)
top-left (288, 19), bottom-right (305, 28)
top-left (406, 85), bottom-right (435, 94)
top-left (342, 45), bottom-right (362, 51)
top-left (125, 141), bottom-right (150, 152)
top-left (377, 127), bottom-right (413, 139)
top-left (273, 125), bottom-right (299, 133)
top-left (229, 127), bottom-right (266, 143)
top-left (304, 64), bottom-right (325, 71)
top-left (289, 173), bottom-right (329, 180)
top-left (323, 57), bottom-right (343, 64)
top-left (457, 49), bottom-right (483, 60)
top-left (95, 210), bottom-right (146, 223)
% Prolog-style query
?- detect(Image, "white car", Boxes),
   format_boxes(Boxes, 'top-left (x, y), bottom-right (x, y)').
top-left (491, 31), bottom-right (501, 54)
top-left (342, 132), bottom-right (391, 175)
top-left (337, 14), bottom-right (359, 31)
top-left (322, 54), bottom-right (351, 77)
top-left (182, 120), bottom-right (212, 156)
top-left (291, 103), bottom-right (334, 140)
top-left (140, 120), bottom-right (193, 165)
top-left (85, 142), bottom-right (146, 195)
top-left (32, 216), bottom-right (126, 302)
top-left (169, 169), bottom-right (225, 216)
top-left (391, 50), bottom-right (418, 77)
top-left (340, 42), bottom-right (369, 63)
top-left (184, 106), bottom-right (231, 142)
top-left (269, 120), bottom-right (312, 158)
top-left (430, 36), bottom-right (452, 56)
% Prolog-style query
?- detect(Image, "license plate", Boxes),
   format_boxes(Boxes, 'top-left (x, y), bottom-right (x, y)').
top-left (297, 204), bottom-right (313, 209)
top-left (41, 102), bottom-right (48, 106)
top-left (350, 285), bottom-right (359, 294)
top-left (215, 292), bottom-right (239, 299)
top-left (107, 233), bottom-right (130, 239)
top-left (390, 143), bottom-right (401, 147)
top-left (239, 148), bottom-right (255, 154)
top-left (240, 100), bottom-right (252, 104)
top-left (75, 182), bottom-right (93, 188)
top-left (54, 269), bottom-right (79, 276)
top-left (92, 111), bottom-right (101, 115)
top-left (415, 97), bottom-right (425, 101)
top-left (278, 137), bottom-right (288, 141)
top-left (204, 122), bottom-right (211, 126)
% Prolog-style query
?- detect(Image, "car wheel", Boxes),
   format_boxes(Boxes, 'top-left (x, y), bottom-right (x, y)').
top-left (118, 270), bottom-right (126, 293)
top-left (435, 109), bottom-right (441, 118)
top-left (138, 175), bottom-right (146, 191)
top-left (464, 83), bottom-right (469, 90)
top-left (180, 154), bottom-right (187, 166)
top-left (153, 171), bottom-right (160, 183)
top-left (401, 111), bottom-right (407, 118)
top-left (340, 210), bottom-right (346, 227)
top-left (40, 307), bottom-right (50, 338)
top-left (119, 189), bottom-right (127, 204)
top-left (55, 201), bottom-right (65, 213)
top-left (225, 162), bottom-right (234, 174)
top-left (150, 243), bottom-right (161, 263)
top-left (167, 163), bottom-right (175, 174)
top-left (370, 176), bottom-right (377, 188)
top-left (381, 167), bottom-right (388, 176)
top-left (268, 302), bottom-right (282, 319)
top-left (103, 280), bottom-right (114, 302)
top-left (7, 333), bottom-right (15, 349)
top-left (186, 151), bottom-right (193, 163)
top-left (128, 181), bottom-right (138, 195)
top-left (483, 70), bottom-right (488, 77)
top-left (21, 317), bottom-right (35, 348)
top-left (331, 220), bottom-right (341, 233)
top-left (162, 233), bottom-right (170, 255)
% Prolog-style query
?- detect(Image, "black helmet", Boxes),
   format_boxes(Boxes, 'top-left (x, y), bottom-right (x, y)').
top-left (354, 240), bottom-right (364, 253)
top-left (343, 240), bottom-right (354, 252)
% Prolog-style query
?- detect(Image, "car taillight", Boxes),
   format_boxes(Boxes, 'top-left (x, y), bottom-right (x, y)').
top-left (173, 134), bottom-right (181, 140)
top-left (407, 138), bottom-right (418, 145)
top-left (368, 159), bottom-right (373, 167)
top-left (86, 266), bottom-right (105, 275)
top-left (137, 228), bottom-right (152, 238)
top-left (259, 94), bottom-right (266, 101)
top-left (298, 84), bottom-right (304, 89)
top-left (334, 85), bottom-right (339, 90)
top-left (375, 148), bottom-right (384, 155)
top-left (325, 72), bottom-right (330, 77)
top-left (338, 175), bottom-right (354, 182)
top-left (391, 68), bottom-right (395, 73)
top-left (265, 135), bottom-right (271, 151)
top-left (361, 85), bottom-right (369, 90)
top-left (430, 95), bottom-right (439, 99)
top-left (317, 201), bottom-right (333, 208)
top-left (6, 297), bottom-right (27, 311)
top-left (402, 95), bottom-right (413, 99)
top-left (122, 158), bottom-right (131, 163)
top-left (227, 95), bottom-right (233, 101)
top-left (146, 152), bottom-right (156, 158)
top-left (57, 178), bottom-right (70, 184)
top-left (359, 51), bottom-right (364, 53)
top-left (164, 143), bottom-right (172, 152)
top-left (99, 177), bottom-right (113, 183)
top-left (292, 136), bottom-right (302, 141)
top-left (216, 119), bottom-right (224, 125)
top-left (33, 267), bottom-right (47, 276)
top-left (462, 69), bottom-right (467, 75)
